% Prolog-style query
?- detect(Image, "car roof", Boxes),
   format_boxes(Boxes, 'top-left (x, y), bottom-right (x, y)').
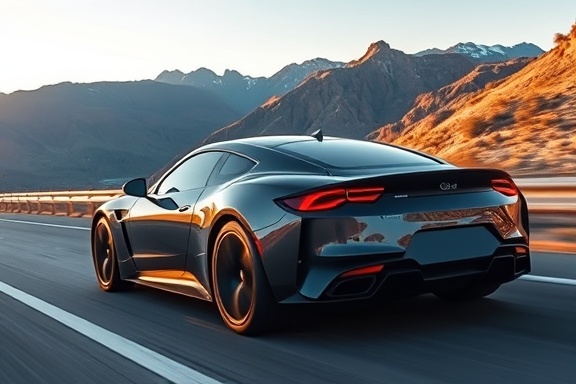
top-left (200, 135), bottom-right (445, 174)
top-left (205, 135), bottom-right (323, 149)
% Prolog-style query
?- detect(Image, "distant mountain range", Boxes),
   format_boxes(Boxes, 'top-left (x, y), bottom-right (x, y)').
top-left (0, 35), bottom-right (565, 191)
top-left (203, 41), bottom-right (479, 144)
top-left (155, 58), bottom-right (345, 114)
top-left (415, 42), bottom-right (544, 62)
top-left (0, 81), bottom-right (241, 191)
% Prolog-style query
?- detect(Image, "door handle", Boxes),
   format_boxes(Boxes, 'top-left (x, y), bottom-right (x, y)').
top-left (178, 205), bottom-right (191, 212)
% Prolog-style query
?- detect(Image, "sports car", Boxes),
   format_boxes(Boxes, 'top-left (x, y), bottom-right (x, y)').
top-left (91, 133), bottom-right (530, 335)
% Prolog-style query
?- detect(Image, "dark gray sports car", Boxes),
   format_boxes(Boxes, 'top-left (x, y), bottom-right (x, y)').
top-left (91, 134), bottom-right (530, 335)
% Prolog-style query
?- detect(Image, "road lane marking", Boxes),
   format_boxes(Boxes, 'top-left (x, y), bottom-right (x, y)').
top-left (0, 218), bottom-right (89, 231)
top-left (519, 275), bottom-right (576, 286)
top-left (0, 281), bottom-right (222, 384)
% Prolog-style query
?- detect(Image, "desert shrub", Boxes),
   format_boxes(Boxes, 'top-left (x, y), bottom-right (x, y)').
top-left (433, 109), bottom-right (455, 126)
top-left (462, 115), bottom-right (491, 138)
top-left (554, 32), bottom-right (570, 46)
top-left (492, 132), bottom-right (507, 144)
top-left (490, 110), bottom-right (515, 129)
top-left (557, 121), bottom-right (576, 132)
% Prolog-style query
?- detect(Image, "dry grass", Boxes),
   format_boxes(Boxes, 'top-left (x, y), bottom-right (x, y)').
top-left (391, 23), bottom-right (576, 176)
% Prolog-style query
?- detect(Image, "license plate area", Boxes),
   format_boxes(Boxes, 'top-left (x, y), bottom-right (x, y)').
top-left (405, 226), bottom-right (499, 265)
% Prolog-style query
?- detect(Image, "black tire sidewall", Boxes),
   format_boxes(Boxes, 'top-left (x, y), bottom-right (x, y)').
top-left (92, 217), bottom-right (123, 292)
top-left (212, 221), bottom-right (273, 335)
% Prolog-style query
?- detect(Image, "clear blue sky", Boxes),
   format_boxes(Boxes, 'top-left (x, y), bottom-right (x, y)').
top-left (0, 0), bottom-right (574, 94)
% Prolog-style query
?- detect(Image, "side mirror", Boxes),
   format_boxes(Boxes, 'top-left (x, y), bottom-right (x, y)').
top-left (122, 178), bottom-right (148, 197)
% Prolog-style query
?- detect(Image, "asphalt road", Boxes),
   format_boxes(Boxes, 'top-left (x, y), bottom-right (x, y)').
top-left (0, 213), bottom-right (574, 384)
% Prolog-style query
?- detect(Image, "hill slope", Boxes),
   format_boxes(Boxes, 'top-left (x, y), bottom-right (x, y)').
top-left (0, 81), bottom-right (241, 191)
top-left (384, 25), bottom-right (576, 175)
top-left (367, 58), bottom-right (533, 142)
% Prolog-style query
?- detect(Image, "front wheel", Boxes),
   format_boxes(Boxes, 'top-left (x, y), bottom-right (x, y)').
top-left (433, 281), bottom-right (501, 301)
top-left (92, 217), bottom-right (131, 292)
top-left (212, 221), bottom-right (276, 335)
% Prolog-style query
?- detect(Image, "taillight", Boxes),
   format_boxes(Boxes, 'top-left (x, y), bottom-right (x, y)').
top-left (491, 178), bottom-right (518, 196)
top-left (347, 187), bottom-right (386, 203)
top-left (281, 186), bottom-right (384, 212)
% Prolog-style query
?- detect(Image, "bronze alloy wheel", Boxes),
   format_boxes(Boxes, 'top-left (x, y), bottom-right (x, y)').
top-left (92, 217), bottom-right (129, 292)
top-left (212, 221), bottom-right (275, 335)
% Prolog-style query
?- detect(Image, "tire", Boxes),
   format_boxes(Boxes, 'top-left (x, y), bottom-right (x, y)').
top-left (212, 221), bottom-right (276, 335)
top-left (433, 281), bottom-right (500, 301)
top-left (92, 217), bottom-right (131, 292)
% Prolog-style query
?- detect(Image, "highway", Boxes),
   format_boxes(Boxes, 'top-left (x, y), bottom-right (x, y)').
top-left (0, 213), bottom-right (574, 384)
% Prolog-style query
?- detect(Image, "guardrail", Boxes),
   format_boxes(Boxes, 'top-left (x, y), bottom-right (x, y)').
top-left (0, 177), bottom-right (574, 217)
top-left (515, 177), bottom-right (576, 213)
top-left (0, 190), bottom-right (122, 218)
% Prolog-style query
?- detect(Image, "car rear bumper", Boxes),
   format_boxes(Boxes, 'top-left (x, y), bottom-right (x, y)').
top-left (279, 243), bottom-right (530, 303)
top-left (259, 194), bottom-right (530, 303)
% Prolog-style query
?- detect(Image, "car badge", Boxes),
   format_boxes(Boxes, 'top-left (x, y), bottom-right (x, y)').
top-left (440, 182), bottom-right (457, 191)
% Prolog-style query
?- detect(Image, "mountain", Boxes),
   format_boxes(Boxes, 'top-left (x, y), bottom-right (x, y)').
top-left (0, 81), bottom-right (241, 191)
top-left (203, 41), bottom-right (479, 144)
top-left (367, 58), bottom-right (533, 143)
top-left (381, 24), bottom-right (576, 176)
top-left (155, 58), bottom-right (345, 114)
top-left (415, 42), bottom-right (544, 62)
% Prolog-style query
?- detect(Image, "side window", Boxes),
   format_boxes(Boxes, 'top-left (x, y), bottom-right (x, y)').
top-left (157, 152), bottom-right (222, 195)
top-left (210, 153), bottom-right (256, 185)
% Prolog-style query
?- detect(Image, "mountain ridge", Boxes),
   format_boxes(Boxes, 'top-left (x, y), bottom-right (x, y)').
top-left (203, 40), bottom-right (479, 144)
top-left (155, 58), bottom-right (345, 114)
top-left (415, 42), bottom-right (544, 62)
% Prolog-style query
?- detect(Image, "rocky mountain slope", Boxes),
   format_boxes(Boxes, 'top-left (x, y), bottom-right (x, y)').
top-left (367, 58), bottom-right (533, 143)
top-left (203, 41), bottom-right (478, 144)
top-left (155, 58), bottom-right (344, 114)
top-left (0, 81), bottom-right (241, 191)
top-left (415, 42), bottom-right (543, 62)
top-left (382, 24), bottom-right (576, 175)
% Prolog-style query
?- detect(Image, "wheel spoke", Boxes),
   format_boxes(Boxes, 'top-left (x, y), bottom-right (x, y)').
top-left (97, 225), bottom-right (107, 245)
top-left (102, 257), bottom-right (111, 282)
top-left (231, 281), bottom-right (252, 320)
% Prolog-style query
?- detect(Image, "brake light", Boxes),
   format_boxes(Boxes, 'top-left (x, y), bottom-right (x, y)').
top-left (491, 178), bottom-right (518, 197)
top-left (347, 187), bottom-right (386, 203)
top-left (282, 186), bottom-right (384, 211)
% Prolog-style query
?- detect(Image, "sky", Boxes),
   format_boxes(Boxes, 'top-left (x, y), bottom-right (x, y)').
top-left (0, 0), bottom-right (575, 94)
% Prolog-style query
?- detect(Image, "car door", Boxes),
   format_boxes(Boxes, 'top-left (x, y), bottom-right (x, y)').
top-left (184, 153), bottom-right (257, 289)
top-left (125, 151), bottom-right (224, 273)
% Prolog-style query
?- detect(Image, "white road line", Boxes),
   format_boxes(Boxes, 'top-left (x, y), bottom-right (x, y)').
top-left (519, 275), bottom-right (576, 286)
top-left (0, 281), bottom-right (222, 384)
top-left (0, 218), bottom-right (90, 231)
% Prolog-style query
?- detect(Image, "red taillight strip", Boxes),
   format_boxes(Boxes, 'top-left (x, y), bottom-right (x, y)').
top-left (282, 186), bottom-right (385, 211)
top-left (347, 187), bottom-right (385, 203)
top-left (283, 188), bottom-right (347, 211)
top-left (491, 178), bottom-right (518, 197)
top-left (340, 265), bottom-right (384, 278)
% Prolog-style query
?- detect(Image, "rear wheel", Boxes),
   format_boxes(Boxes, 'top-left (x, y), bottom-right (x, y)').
top-left (92, 217), bottom-right (131, 292)
top-left (433, 281), bottom-right (500, 301)
top-left (212, 221), bottom-right (275, 335)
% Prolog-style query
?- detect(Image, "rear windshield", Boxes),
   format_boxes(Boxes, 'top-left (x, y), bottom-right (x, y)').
top-left (275, 139), bottom-right (439, 169)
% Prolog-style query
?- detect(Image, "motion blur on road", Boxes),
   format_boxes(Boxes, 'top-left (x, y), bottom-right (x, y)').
top-left (0, 212), bottom-right (574, 384)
